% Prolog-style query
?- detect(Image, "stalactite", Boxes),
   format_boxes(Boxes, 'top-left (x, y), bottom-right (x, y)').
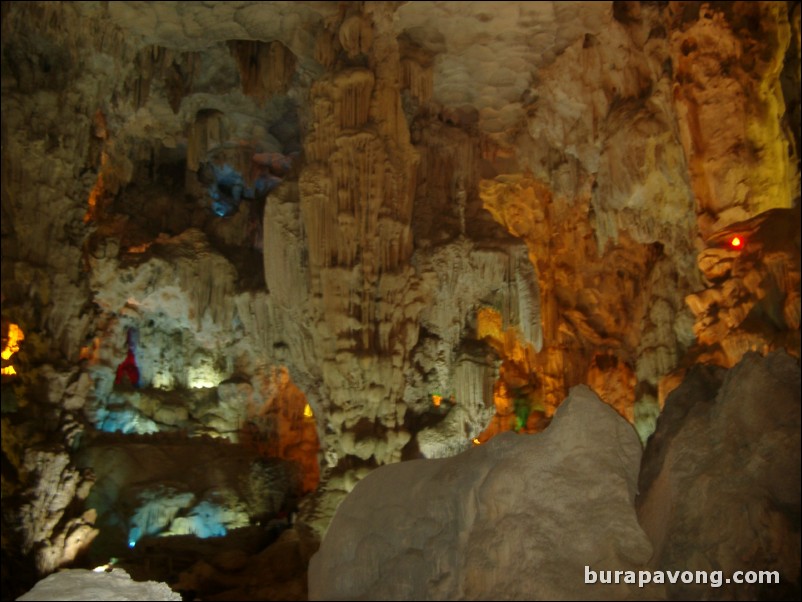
top-left (636, 257), bottom-right (683, 405)
top-left (330, 132), bottom-right (384, 274)
top-left (400, 58), bottom-right (433, 104)
top-left (307, 94), bottom-right (338, 161)
top-left (413, 120), bottom-right (479, 243)
top-left (163, 52), bottom-right (199, 114)
top-left (299, 165), bottom-right (337, 270)
top-left (338, 14), bottom-right (373, 59)
top-left (479, 174), bottom-right (669, 426)
top-left (295, 2), bottom-right (423, 471)
top-left (186, 109), bottom-right (225, 172)
top-left (132, 46), bottom-right (164, 109)
top-left (129, 46), bottom-right (198, 113)
top-left (399, 36), bottom-right (434, 105)
top-left (334, 69), bottom-right (375, 129)
top-left (264, 184), bottom-right (309, 309)
top-left (453, 353), bottom-right (495, 411)
top-left (228, 40), bottom-right (297, 104)
top-left (315, 26), bottom-right (339, 69)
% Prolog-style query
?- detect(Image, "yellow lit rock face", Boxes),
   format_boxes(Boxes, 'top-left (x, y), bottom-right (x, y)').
top-left (2, 323), bottom-right (24, 361)
top-left (1, 322), bottom-right (25, 376)
top-left (660, 205), bottom-right (802, 404)
top-left (669, 1), bottom-right (798, 237)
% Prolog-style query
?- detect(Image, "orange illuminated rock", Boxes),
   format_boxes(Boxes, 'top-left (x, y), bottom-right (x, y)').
top-left (1, 322), bottom-right (24, 376)
top-left (242, 367), bottom-right (321, 494)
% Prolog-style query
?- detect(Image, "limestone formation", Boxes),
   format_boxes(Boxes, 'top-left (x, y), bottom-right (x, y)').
top-left (668, 2), bottom-right (798, 237)
top-left (309, 386), bottom-right (656, 601)
top-left (18, 448), bottom-right (98, 575)
top-left (1, 1), bottom-right (800, 600)
top-left (17, 568), bottom-right (182, 602)
top-left (76, 432), bottom-right (301, 561)
top-left (684, 206), bottom-right (801, 371)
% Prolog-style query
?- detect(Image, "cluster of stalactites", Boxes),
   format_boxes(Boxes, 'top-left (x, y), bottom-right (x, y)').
top-left (228, 40), bottom-right (296, 105)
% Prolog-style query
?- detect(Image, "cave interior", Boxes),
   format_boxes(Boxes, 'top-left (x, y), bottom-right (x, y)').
top-left (1, 1), bottom-right (800, 600)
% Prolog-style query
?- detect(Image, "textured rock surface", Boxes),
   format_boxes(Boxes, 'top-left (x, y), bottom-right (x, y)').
top-left (17, 568), bottom-right (182, 601)
top-left (684, 207), bottom-right (801, 369)
top-left (2, 0), bottom-right (796, 469)
top-left (668, 2), bottom-right (799, 237)
top-left (309, 386), bottom-right (655, 601)
top-left (173, 525), bottom-right (319, 601)
top-left (75, 433), bottom-right (302, 561)
top-left (638, 350), bottom-right (801, 600)
top-left (18, 448), bottom-right (98, 575)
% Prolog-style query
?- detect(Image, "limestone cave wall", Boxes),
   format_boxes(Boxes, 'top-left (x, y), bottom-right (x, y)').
top-left (1, 1), bottom-right (800, 599)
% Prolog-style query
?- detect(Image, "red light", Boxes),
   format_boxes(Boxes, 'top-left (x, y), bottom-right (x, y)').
top-left (730, 236), bottom-right (742, 249)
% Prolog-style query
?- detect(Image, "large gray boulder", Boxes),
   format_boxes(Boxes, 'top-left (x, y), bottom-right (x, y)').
top-left (309, 385), bottom-right (656, 600)
top-left (638, 350), bottom-right (801, 600)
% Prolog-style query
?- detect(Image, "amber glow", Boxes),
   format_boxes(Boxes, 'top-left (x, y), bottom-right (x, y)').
top-left (84, 175), bottom-right (103, 223)
top-left (472, 438), bottom-right (481, 445)
top-left (474, 306), bottom-right (548, 443)
top-left (476, 306), bottom-right (504, 341)
top-left (432, 394), bottom-right (442, 407)
top-left (84, 151), bottom-right (109, 223)
top-left (239, 367), bottom-right (320, 493)
top-left (2, 323), bottom-right (24, 376)
top-left (2, 323), bottom-right (24, 361)
top-left (730, 235), bottom-right (743, 249)
top-left (127, 243), bottom-right (152, 254)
